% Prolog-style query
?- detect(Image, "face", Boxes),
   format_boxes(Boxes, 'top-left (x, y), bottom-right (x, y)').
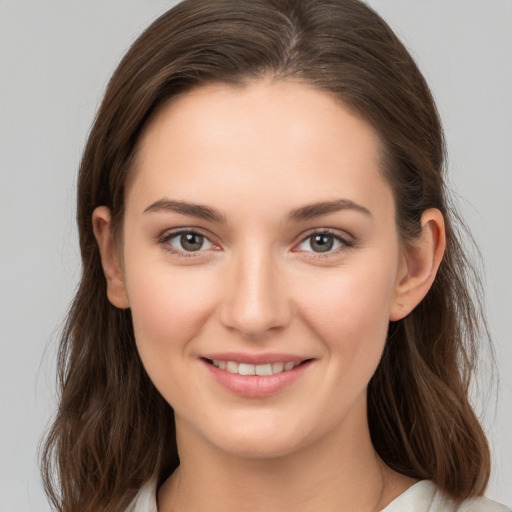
top-left (99, 81), bottom-right (413, 459)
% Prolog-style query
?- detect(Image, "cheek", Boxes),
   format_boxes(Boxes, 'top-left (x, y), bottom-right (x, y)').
top-left (124, 259), bottom-right (219, 364)
top-left (294, 256), bottom-right (398, 374)
top-left (124, 261), bottom-right (223, 411)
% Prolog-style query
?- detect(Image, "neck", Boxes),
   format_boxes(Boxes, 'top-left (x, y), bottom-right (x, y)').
top-left (158, 399), bottom-right (416, 512)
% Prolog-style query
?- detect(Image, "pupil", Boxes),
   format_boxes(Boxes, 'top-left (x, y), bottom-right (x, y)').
top-left (311, 234), bottom-right (333, 253)
top-left (181, 233), bottom-right (203, 251)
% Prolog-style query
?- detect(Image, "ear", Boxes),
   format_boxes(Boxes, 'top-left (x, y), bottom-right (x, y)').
top-left (92, 206), bottom-right (130, 309)
top-left (390, 208), bottom-right (446, 321)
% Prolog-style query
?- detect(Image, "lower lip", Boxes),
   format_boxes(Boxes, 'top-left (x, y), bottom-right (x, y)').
top-left (201, 359), bottom-right (312, 398)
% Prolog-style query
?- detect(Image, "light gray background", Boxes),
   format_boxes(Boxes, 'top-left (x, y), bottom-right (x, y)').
top-left (1, 1), bottom-right (510, 510)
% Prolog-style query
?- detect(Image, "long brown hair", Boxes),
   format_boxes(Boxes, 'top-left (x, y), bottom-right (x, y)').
top-left (41, 0), bottom-right (491, 510)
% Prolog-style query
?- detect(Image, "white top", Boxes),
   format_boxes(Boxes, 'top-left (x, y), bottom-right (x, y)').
top-left (379, 481), bottom-right (510, 512)
top-left (126, 479), bottom-right (510, 511)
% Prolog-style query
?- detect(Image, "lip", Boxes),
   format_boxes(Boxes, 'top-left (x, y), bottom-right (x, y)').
top-left (200, 354), bottom-right (313, 398)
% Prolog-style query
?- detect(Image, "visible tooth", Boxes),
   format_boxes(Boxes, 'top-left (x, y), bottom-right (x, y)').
top-left (226, 361), bottom-right (239, 373)
top-left (255, 363), bottom-right (272, 376)
top-left (217, 360), bottom-right (299, 375)
top-left (271, 362), bottom-right (284, 374)
top-left (239, 363), bottom-right (256, 376)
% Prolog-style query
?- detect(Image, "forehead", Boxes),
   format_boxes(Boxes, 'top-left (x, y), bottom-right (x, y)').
top-left (128, 80), bottom-right (393, 219)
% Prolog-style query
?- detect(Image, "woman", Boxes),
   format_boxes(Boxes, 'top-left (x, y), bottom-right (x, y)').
top-left (40, 0), bottom-right (510, 511)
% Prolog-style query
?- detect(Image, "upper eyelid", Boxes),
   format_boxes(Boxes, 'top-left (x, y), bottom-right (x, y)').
top-left (159, 226), bottom-right (216, 241)
top-left (296, 227), bottom-right (355, 244)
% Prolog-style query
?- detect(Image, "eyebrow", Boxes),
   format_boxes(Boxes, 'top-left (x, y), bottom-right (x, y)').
top-left (143, 199), bottom-right (227, 223)
top-left (288, 199), bottom-right (372, 222)
top-left (143, 197), bottom-right (371, 223)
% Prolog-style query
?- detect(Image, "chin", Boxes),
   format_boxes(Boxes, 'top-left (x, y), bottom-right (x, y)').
top-left (213, 432), bottom-right (306, 460)
top-left (196, 413), bottom-right (319, 460)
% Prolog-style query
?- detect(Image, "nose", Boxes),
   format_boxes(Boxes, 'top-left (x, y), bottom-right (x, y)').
top-left (219, 248), bottom-right (292, 339)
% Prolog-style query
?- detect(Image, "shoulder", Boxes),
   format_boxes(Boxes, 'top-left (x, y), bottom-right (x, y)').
top-left (443, 495), bottom-right (511, 512)
top-left (125, 478), bottom-right (158, 512)
top-left (126, 478), bottom-right (510, 512)
top-left (382, 481), bottom-right (510, 512)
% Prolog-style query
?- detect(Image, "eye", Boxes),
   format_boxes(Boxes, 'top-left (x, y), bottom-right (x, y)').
top-left (159, 230), bottom-right (215, 255)
top-left (295, 230), bottom-right (354, 254)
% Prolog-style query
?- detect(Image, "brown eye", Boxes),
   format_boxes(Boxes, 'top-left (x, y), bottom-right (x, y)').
top-left (180, 233), bottom-right (205, 251)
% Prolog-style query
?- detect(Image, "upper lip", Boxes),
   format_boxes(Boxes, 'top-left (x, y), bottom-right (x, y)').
top-left (201, 352), bottom-right (310, 365)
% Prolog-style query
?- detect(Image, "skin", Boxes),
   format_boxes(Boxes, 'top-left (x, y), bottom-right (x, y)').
top-left (94, 80), bottom-right (445, 511)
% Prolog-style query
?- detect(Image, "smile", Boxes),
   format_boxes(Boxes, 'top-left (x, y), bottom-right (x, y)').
top-left (209, 360), bottom-right (300, 376)
top-left (201, 356), bottom-right (313, 397)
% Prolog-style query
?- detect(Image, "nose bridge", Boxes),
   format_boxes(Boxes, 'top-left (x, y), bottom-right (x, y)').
top-left (220, 242), bottom-right (290, 337)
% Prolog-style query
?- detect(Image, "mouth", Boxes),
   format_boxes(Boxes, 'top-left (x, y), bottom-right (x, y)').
top-left (200, 356), bottom-right (313, 397)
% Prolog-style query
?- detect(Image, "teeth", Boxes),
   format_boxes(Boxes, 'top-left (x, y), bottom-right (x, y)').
top-left (271, 362), bottom-right (284, 373)
top-left (239, 363), bottom-right (255, 376)
top-left (226, 361), bottom-right (238, 373)
top-left (211, 359), bottom-right (300, 375)
top-left (255, 363), bottom-right (272, 376)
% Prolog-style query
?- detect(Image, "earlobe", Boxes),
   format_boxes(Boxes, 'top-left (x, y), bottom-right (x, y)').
top-left (390, 208), bottom-right (446, 321)
top-left (92, 206), bottom-right (130, 309)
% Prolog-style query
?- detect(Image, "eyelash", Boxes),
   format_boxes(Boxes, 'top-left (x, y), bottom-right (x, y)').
top-left (158, 229), bottom-right (217, 257)
top-left (157, 228), bottom-right (355, 258)
top-left (295, 229), bottom-right (356, 258)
